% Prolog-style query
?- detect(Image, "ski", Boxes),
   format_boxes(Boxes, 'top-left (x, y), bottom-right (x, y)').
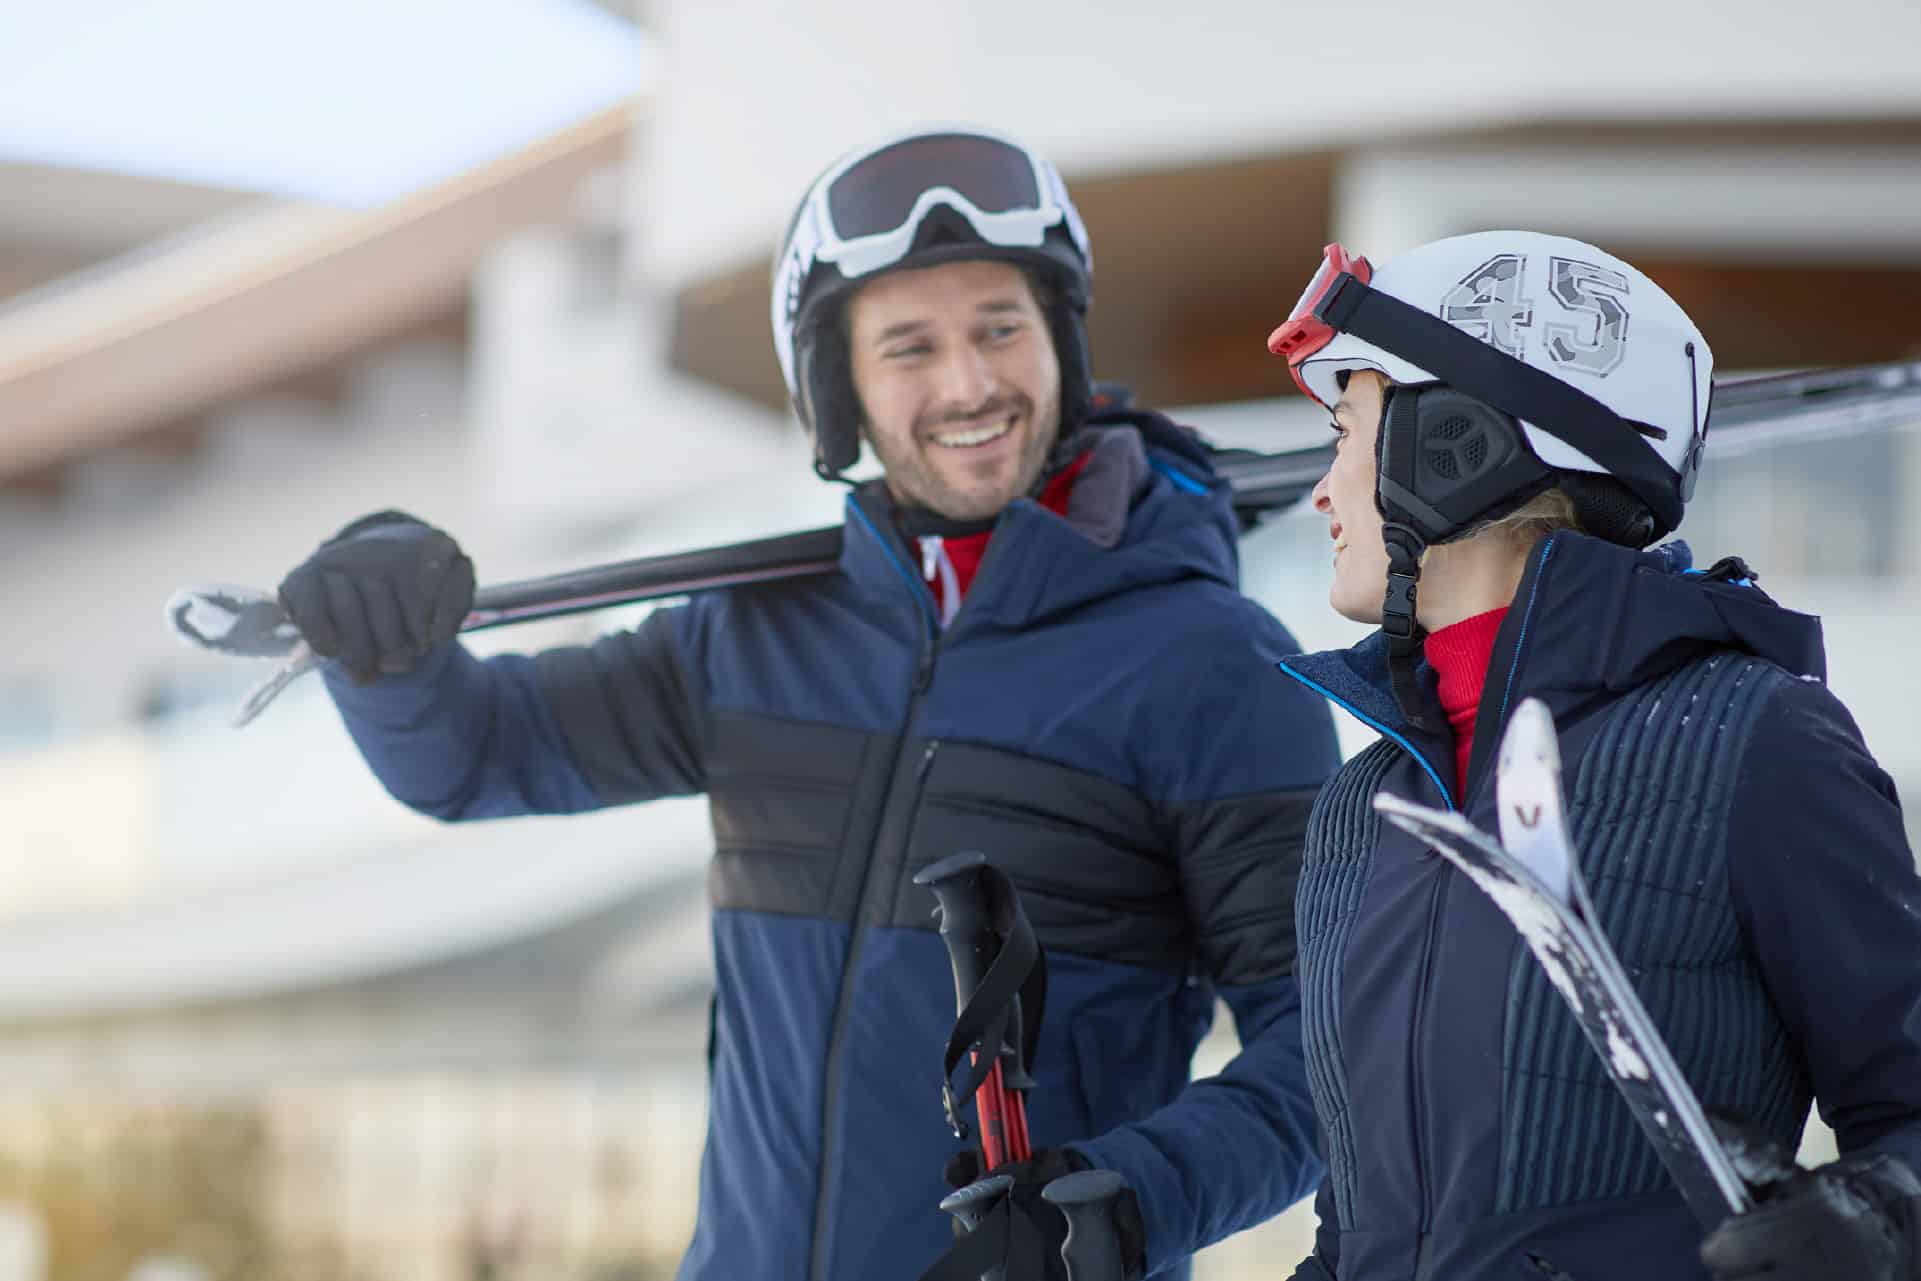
top-left (164, 444), bottom-right (1334, 724)
top-left (165, 358), bottom-right (1921, 726)
top-left (1373, 698), bottom-right (1753, 1225)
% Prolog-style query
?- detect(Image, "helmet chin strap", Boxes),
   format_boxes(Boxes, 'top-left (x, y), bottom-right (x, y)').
top-left (1380, 521), bottom-right (1440, 734)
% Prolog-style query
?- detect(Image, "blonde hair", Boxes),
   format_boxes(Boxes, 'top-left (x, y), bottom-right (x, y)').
top-left (1477, 488), bottom-right (1584, 551)
top-left (1421, 488), bottom-right (1583, 566)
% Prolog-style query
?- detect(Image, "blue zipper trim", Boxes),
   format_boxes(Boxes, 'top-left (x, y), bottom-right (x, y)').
top-left (1150, 457), bottom-right (1209, 495)
top-left (1495, 534), bottom-right (1556, 730)
top-left (1277, 658), bottom-right (1455, 811)
top-left (846, 495), bottom-right (938, 636)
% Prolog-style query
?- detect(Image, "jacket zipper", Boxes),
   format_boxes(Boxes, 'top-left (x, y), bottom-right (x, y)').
top-left (806, 625), bottom-right (938, 1281)
top-left (1408, 863), bottom-right (1451, 1269)
top-left (807, 504), bottom-right (989, 1281)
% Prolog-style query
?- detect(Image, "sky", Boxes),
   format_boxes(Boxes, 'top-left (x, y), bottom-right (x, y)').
top-left (0, 0), bottom-right (652, 206)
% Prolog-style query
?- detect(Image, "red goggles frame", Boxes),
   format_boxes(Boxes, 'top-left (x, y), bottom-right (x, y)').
top-left (1267, 242), bottom-right (1374, 402)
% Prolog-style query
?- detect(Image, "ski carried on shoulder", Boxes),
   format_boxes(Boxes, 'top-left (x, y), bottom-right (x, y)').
top-left (165, 358), bottom-right (1921, 726)
top-left (164, 445), bottom-right (1333, 726)
top-left (1373, 698), bottom-right (1754, 1225)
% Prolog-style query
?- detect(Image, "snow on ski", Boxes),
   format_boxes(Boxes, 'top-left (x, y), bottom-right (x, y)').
top-left (1373, 698), bottom-right (1753, 1226)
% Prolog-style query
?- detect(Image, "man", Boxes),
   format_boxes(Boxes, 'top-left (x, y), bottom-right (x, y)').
top-left (279, 126), bottom-right (1340, 1280)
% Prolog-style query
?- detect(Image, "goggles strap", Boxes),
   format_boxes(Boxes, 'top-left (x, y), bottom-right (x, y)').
top-left (1318, 274), bottom-right (1684, 535)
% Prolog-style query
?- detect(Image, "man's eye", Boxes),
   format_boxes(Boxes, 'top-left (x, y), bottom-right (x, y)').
top-left (884, 343), bottom-right (931, 360)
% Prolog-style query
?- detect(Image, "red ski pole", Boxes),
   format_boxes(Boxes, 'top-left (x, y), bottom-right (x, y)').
top-left (916, 851), bottom-right (1043, 1170)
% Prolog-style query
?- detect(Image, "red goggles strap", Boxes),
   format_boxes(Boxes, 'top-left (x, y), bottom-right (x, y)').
top-left (1267, 243), bottom-right (1373, 400)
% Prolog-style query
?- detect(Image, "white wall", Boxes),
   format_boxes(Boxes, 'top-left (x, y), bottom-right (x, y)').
top-left (637, 0), bottom-right (1921, 289)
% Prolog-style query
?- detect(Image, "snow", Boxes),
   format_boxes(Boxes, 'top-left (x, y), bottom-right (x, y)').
top-left (1604, 1016), bottom-right (1653, 1081)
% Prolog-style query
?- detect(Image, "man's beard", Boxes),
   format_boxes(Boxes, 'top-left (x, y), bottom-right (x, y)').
top-left (868, 388), bottom-right (1061, 521)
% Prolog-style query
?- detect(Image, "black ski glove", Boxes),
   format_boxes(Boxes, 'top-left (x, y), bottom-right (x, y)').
top-left (279, 510), bottom-right (475, 683)
top-left (940, 1148), bottom-right (1147, 1281)
top-left (1700, 1148), bottom-right (1921, 1281)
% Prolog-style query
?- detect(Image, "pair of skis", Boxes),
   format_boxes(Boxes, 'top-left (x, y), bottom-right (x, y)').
top-left (163, 443), bottom-right (1335, 726)
top-left (1378, 698), bottom-right (1755, 1225)
top-left (163, 358), bottom-right (1921, 728)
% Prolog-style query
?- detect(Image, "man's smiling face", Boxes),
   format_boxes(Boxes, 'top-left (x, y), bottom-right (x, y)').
top-left (846, 258), bottom-right (1062, 520)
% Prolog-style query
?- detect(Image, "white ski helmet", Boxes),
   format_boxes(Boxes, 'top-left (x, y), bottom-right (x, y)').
top-left (1267, 231), bottom-right (1715, 729)
top-left (1269, 230), bottom-right (1713, 546)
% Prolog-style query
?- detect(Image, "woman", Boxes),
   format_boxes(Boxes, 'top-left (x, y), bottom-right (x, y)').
top-left (1264, 231), bottom-right (1921, 1281)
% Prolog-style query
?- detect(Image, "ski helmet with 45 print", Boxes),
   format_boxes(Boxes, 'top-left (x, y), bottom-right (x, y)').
top-left (1268, 231), bottom-right (1713, 732)
top-left (771, 126), bottom-right (1094, 477)
top-left (1268, 230), bottom-right (1713, 550)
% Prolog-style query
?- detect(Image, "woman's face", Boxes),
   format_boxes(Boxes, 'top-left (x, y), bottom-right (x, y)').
top-left (1310, 371), bottom-right (1392, 624)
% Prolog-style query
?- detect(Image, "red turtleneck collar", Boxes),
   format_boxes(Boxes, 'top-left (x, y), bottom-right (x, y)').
top-left (1422, 606), bottom-right (1509, 796)
top-left (925, 452), bottom-right (1090, 609)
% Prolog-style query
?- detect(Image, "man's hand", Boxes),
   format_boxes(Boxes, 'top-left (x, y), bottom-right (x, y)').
top-left (1701, 1151), bottom-right (1921, 1281)
top-left (279, 510), bottom-right (474, 683)
top-left (943, 1148), bottom-right (1147, 1281)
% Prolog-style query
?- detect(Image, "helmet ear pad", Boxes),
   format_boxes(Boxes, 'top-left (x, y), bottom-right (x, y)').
top-left (796, 307), bottom-right (862, 477)
top-left (1375, 383), bottom-right (1555, 546)
top-left (1046, 295), bottom-right (1093, 441)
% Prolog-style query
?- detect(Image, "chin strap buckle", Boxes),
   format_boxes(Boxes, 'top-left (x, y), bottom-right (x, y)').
top-left (1380, 525), bottom-right (1427, 649)
top-left (1382, 570), bottom-right (1419, 644)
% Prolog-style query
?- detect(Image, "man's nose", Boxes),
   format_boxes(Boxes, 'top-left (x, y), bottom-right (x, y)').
top-left (930, 343), bottom-right (996, 409)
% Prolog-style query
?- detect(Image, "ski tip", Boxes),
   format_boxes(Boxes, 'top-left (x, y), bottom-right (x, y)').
top-left (164, 583), bottom-right (301, 657)
top-left (1372, 791), bottom-right (1453, 827)
top-left (1498, 697), bottom-right (1562, 778)
top-left (165, 585), bottom-right (222, 647)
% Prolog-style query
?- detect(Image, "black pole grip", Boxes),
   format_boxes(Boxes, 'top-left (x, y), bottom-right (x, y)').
top-left (916, 850), bottom-right (999, 1008)
top-left (937, 1174), bottom-right (1015, 1281)
top-left (1043, 1169), bottom-right (1131, 1281)
top-left (915, 851), bottom-right (1047, 1145)
top-left (939, 1173), bottom-right (1015, 1233)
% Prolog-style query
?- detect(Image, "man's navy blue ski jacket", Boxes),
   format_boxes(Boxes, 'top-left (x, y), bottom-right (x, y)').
top-left (1279, 532), bottom-right (1921, 1281)
top-left (318, 413), bottom-right (1341, 1280)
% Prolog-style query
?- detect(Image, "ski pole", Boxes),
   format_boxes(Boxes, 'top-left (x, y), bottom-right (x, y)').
top-left (914, 850), bottom-right (1045, 1171)
top-left (1043, 1169), bottom-right (1132, 1281)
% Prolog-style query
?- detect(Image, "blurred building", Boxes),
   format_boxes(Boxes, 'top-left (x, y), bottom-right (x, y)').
top-left (1, 2), bottom-right (1918, 1278)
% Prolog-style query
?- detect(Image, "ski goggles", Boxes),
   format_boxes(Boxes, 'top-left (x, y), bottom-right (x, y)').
top-left (1266, 242), bottom-right (1374, 403)
top-left (789, 129), bottom-right (1088, 281)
